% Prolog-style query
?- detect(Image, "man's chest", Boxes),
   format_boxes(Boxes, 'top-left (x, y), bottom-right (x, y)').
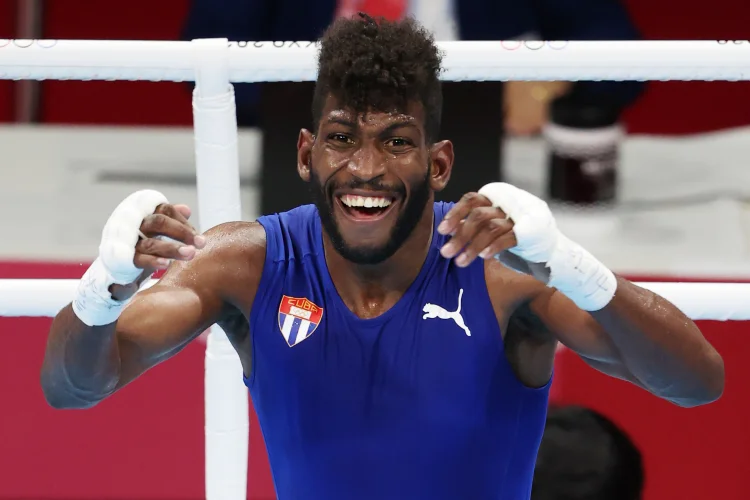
top-left (252, 287), bottom-right (504, 399)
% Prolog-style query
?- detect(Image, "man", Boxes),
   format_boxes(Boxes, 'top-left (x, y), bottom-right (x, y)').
top-left (41, 15), bottom-right (722, 500)
top-left (532, 406), bottom-right (644, 500)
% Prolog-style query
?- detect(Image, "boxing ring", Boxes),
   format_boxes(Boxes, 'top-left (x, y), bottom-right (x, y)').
top-left (1, 38), bottom-right (750, 500)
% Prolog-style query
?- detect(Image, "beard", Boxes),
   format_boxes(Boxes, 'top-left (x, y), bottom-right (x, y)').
top-left (309, 162), bottom-right (432, 265)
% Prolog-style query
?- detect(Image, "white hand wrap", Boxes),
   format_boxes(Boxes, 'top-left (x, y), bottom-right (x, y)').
top-left (72, 190), bottom-right (169, 326)
top-left (477, 183), bottom-right (617, 311)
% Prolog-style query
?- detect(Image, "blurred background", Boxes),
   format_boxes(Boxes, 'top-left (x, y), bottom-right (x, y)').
top-left (2, 0), bottom-right (750, 499)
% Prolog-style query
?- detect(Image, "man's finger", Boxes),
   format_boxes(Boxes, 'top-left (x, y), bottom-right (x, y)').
top-left (478, 231), bottom-right (518, 260)
top-left (437, 193), bottom-right (491, 236)
top-left (456, 218), bottom-right (514, 267)
top-left (151, 204), bottom-right (206, 249)
top-left (440, 206), bottom-right (496, 259)
top-left (173, 204), bottom-right (192, 220)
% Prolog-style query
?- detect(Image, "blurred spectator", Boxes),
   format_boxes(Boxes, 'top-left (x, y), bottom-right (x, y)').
top-left (532, 406), bottom-right (644, 500)
top-left (183, 0), bottom-right (645, 213)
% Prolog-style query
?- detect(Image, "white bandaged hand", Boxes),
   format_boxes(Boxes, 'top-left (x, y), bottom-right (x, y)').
top-left (72, 189), bottom-right (169, 326)
top-left (477, 183), bottom-right (617, 311)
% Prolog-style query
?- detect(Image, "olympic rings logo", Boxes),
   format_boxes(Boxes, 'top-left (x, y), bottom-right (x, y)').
top-left (0, 39), bottom-right (58, 49)
top-left (499, 41), bottom-right (569, 51)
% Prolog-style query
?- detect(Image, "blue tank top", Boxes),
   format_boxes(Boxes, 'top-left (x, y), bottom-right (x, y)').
top-left (247, 203), bottom-right (551, 500)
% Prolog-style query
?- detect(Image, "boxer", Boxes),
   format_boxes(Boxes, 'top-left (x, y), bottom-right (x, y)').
top-left (41, 13), bottom-right (723, 500)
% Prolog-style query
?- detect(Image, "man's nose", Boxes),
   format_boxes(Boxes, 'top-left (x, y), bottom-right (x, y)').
top-left (346, 144), bottom-right (387, 182)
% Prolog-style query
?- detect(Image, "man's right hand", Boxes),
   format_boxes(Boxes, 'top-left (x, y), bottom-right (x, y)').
top-left (43, 191), bottom-right (259, 409)
top-left (110, 202), bottom-right (207, 301)
top-left (134, 203), bottom-right (206, 271)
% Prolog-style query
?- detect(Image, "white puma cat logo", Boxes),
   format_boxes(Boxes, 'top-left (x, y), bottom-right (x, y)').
top-left (422, 289), bottom-right (471, 336)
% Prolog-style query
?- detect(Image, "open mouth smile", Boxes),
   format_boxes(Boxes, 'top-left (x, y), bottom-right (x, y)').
top-left (335, 193), bottom-right (399, 222)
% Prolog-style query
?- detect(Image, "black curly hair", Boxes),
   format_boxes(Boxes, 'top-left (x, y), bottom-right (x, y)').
top-left (312, 13), bottom-right (443, 142)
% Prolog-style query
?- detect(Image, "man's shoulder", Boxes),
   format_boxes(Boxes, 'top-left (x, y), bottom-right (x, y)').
top-left (206, 204), bottom-right (317, 258)
top-left (209, 220), bottom-right (265, 238)
top-left (203, 221), bottom-right (267, 262)
top-left (153, 220), bottom-right (267, 312)
top-left (174, 221), bottom-right (267, 312)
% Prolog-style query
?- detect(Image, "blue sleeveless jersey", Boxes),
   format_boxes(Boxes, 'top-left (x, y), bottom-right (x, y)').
top-left (247, 203), bottom-right (551, 500)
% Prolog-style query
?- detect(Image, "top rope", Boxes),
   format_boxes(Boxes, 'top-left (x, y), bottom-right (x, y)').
top-left (0, 39), bottom-right (750, 82)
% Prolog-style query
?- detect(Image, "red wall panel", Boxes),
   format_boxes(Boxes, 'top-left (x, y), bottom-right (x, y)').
top-left (621, 0), bottom-right (750, 134)
top-left (39, 1), bottom-right (193, 126)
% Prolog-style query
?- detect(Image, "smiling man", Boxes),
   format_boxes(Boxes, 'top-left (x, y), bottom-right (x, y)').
top-left (41, 13), bottom-right (723, 500)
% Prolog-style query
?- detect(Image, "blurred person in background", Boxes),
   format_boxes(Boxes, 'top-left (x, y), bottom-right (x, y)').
top-left (532, 406), bottom-right (644, 500)
top-left (182, 0), bottom-right (645, 213)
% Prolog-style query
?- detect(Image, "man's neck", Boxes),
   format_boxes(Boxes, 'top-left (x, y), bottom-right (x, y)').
top-left (323, 205), bottom-right (435, 319)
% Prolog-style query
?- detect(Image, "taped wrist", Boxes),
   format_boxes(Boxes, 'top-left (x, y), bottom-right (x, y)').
top-left (72, 258), bottom-right (140, 327)
top-left (546, 233), bottom-right (617, 311)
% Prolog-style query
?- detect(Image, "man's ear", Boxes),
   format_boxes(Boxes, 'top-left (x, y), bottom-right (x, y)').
top-left (297, 128), bottom-right (315, 182)
top-left (429, 140), bottom-right (454, 192)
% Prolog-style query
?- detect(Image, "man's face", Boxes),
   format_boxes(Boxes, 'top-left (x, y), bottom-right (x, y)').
top-left (306, 96), bottom-right (434, 265)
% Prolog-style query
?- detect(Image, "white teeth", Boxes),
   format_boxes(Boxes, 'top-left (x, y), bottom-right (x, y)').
top-left (340, 194), bottom-right (392, 208)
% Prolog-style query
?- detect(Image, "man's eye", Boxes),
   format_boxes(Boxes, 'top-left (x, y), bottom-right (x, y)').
top-left (387, 138), bottom-right (412, 148)
top-left (330, 134), bottom-right (353, 143)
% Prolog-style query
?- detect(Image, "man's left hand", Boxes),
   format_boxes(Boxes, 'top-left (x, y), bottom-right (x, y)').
top-left (437, 183), bottom-right (558, 274)
top-left (438, 183), bottom-right (617, 312)
top-left (437, 193), bottom-right (516, 268)
top-left (436, 183), bottom-right (560, 286)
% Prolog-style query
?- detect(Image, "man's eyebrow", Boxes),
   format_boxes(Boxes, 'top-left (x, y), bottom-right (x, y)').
top-left (322, 116), bottom-right (420, 135)
top-left (380, 120), bottom-right (419, 135)
top-left (323, 117), bottom-right (357, 128)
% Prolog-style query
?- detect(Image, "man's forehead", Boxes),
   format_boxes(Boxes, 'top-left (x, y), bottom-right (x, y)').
top-left (325, 108), bottom-right (417, 124)
top-left (321, 95), bottom-right (424, 127)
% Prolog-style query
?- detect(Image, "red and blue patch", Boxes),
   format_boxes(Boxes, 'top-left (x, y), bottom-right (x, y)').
top-left (277, 295), bottom-right (324, 347)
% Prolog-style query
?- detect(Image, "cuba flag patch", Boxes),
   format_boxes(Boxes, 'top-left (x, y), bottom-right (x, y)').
top-left (278, 295), bottom-right (324, 347)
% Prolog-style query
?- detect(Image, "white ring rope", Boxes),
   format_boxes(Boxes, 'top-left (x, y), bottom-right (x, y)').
top-left (1, 279), bottom-right (748, 321)
top-left (3, 37), bottom-right (749, 500)
top-left (1, 39), bottom-right (750, 82)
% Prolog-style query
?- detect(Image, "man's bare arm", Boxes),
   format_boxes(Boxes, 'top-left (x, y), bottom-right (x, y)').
top-left (438, 185), bottom-right (724, 408)
top-left (40, 221), bottom-right (265, 409)
top-left (525, 275), bottom-right (724, 407)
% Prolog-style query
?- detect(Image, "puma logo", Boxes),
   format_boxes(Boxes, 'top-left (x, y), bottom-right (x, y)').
top-left (422, 289), bottom-right (471, 336)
